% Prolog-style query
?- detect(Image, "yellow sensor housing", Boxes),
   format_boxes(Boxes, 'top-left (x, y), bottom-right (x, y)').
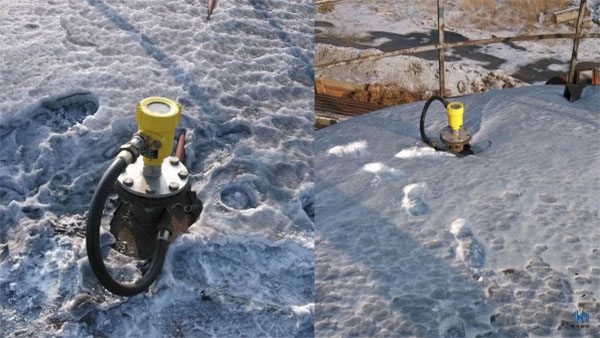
top-left (135, 97), bottom-right (181, 166)
top-left (446, 102), bottom-right (464, 131)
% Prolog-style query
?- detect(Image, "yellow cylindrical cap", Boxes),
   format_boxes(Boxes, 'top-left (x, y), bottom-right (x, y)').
top-left (135, 97), bottom-right (181, 166)
top-left (446, 102), bottom-right (464, 131)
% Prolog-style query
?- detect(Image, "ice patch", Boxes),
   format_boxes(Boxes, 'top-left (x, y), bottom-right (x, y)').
top-left (326, 140), bottom-right (369, 158)
top-left (401, 183), bottom-right (429, 216)
top-left (547, 63), bottom-right (568, 72)
top-left (395, 146), bottom-right (453, 161)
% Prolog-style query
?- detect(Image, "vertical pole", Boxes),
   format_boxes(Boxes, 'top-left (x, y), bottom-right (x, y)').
top-left (567, 0), bottom-right (587, 84)
top-left (438, 0), bottom-right (445, 97)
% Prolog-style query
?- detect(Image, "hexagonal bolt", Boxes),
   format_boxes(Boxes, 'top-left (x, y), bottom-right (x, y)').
top-left (152, 139), bottom-right (162, 149)
top-left (178, 169), bottom-right (188, 179)
top-left (169, 157), bottom-right (179, 166)
top-left (145, 186), bottom-right (155, 194)
top-left (169, 182), bottom-right (180, 191)
top-left (123, 177), bottom-right (134, 187)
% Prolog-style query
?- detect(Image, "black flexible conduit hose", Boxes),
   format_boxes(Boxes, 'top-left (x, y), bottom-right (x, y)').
top-left (420, 95), bottom-right (450, 152)
top-left (86, 156), bottom-right (170, 296)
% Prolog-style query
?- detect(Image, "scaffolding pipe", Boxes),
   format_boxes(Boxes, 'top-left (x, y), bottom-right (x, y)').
top-left (567, 0), bottom-right (587, 84)
top-left (315, 0), bottom-right (350, 5)
top-left (315, 32), bottom-right (600, 71)
top-left (437, 0), bottom-right (445, 97)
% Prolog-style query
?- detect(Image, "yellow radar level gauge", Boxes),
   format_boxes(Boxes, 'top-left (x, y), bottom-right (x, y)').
top-left (446, 102), bottom-right (464, 131)
top-left (86, 96), bottom-right (201, 297)
top-left (440, 101), bottom-right (471, 153)
top-left (420, 96), bottom-right (472, 155)
top-left (117, 97), bottom-right (188, 196)
top-left (135, 97), bottom-right (181, 166)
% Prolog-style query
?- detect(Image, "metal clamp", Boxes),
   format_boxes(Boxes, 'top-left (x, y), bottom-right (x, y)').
top-left (117, 133), bottom-right (146, 164)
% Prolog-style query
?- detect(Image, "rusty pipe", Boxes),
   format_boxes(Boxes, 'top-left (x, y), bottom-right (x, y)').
top-left (175, 129), bottom-right (186, 163)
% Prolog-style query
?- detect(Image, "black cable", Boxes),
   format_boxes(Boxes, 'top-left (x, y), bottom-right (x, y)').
top-left (420, 95), bottom-right (449, 152)
top-left (86, 157), bottom-right (170, 296)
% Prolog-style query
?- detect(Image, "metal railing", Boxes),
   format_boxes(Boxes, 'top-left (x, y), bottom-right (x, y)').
top-left (315, 0), bottom-right (599, 97)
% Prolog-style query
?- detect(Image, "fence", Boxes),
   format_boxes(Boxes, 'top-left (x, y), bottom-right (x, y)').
top-left (314, 0), bottom-right (599, 97)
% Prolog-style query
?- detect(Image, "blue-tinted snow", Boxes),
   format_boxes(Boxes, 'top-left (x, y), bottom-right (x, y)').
top-left (0, 0), bottom-right (314, 336)
top-left (315, 86), bottom-right (599, 337)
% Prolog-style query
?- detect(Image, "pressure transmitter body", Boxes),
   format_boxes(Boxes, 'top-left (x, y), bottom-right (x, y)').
top-left (86, 96), bottom-right (201, 296)
top-left (114, 97), bottom-right (191, 247)
top-left (116, 97), bottom-right (189, 203)
top-left (439, 102), bottom-right (472, 153)
top-left (419, 96), bottom-right (473, 156)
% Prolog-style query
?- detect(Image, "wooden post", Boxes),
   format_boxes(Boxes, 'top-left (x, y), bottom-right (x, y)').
top-left (553, 6), bottom-right (587, 24)
top-left (438, 0), bottom-right (445, 97)
top-left (567, 0), bottom-right (587, 84)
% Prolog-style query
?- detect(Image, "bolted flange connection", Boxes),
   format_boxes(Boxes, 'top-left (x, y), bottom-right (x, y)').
top-left (440, 101), bottom-right (471, 153)
top-left (85, 96), bottom-right (198, 297)
top-left (178, 169), bottom-right (188, 179)
top-left (116, 156), bottom-right (189, 199)
top-left (440, 126), bottom-right (472, 153)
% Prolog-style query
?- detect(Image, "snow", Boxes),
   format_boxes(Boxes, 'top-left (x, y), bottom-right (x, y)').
top-left (0, 0), bottom-right (314, 337)
top-left (316, 43), bottom-right (529, 98)
top-left (326, 140), bottom-right (369, 158)
top-left (401, 182), bottom-right (430, 217)
top-left (315, 85), bottom-right (600, 337)
top-left (395, 146), bottom-right (453, 161)
top-left (363, 162), bottom-right (404, 178)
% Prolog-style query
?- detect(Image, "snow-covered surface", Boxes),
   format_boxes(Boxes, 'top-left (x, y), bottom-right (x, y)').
top-left (326, 140), bottom-right (369, 158)
top-left (0, 0), bottom-right (314, 336)
top-left (316, 0), bottom-right (600, 86)
top-left (315, 86), bottom-right (600, 337)
top-left (316, 44), bottom-right (528, 99)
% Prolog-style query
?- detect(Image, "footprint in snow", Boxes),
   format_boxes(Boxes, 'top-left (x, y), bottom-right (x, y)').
top-left (402, 183), bottom-right (429, 216)
top-left (218, 121), bottom-right (252, 144)
top-left (326, 140), bottom-right (369, 158)
top-left (0, 91), bottom-right (99, 204)
top-left (450, 218), bottom-right (486, 270)
top-left (363, 162), bottom-right (404, 186)
top-left (298, 185), bottom-right (314, 221)
top-left (0, 91), bottom-right (99, 138)
top-left (220, 184), bottom-right (258, 210)
top-left (538, 193), bottom-right (557, 204)
top-left (439, 316), bottom-right (466, 338)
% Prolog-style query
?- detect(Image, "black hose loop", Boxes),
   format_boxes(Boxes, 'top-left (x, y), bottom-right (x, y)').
top-left (420, 95), bottom-right (449, 152)
top-left (86, 157), bottom-right (170, 296)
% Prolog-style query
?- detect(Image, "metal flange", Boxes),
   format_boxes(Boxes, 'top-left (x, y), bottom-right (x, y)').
top-left (440, 125), bottom-right (472, 153)
top-left (116, 156), bottom-right (189, 199)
